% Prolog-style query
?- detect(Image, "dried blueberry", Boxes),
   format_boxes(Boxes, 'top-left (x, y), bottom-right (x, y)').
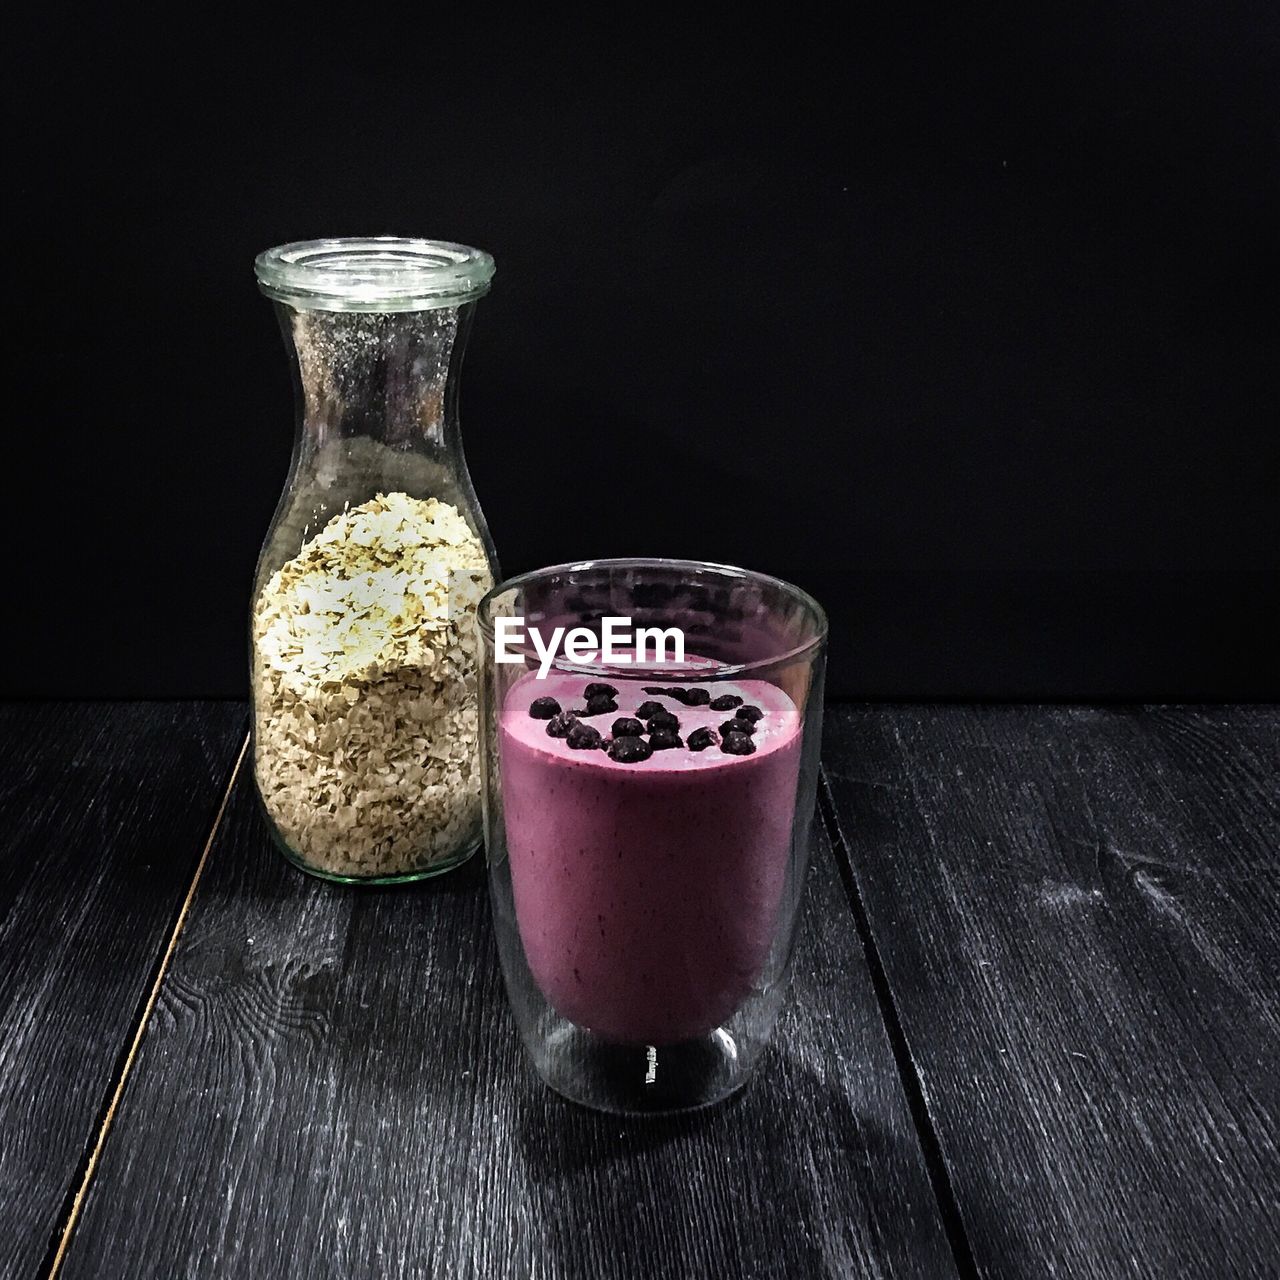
top-left (709, 693), bottom-right (743, 712)
top-left (663, 686), bottom-right (710, 707)
top-left (529, 696), bottom-right (561, 719)
top-left (608, 735), bottom-right (653, 763)
top-left (642, 687), bottom-right (669, 696)
top-left (648, 729), bottom-right (683, 751)
top-left (735, 704), bottom-right (764, 723)
top-left (546, 712), bottom-right (578, 738)
top-left (611, 716), bottom-right (644, 737)
top-left (566, 723), bottom-right (603, 750)
top-left (722, 717), bottom-right (755, 736)
top-left (636, 701), bottom-right (667, 721)
top-left (582, 694), bottom-right (619, 716)
top-left (584, 682), bottom-right (618, 700)
top-left (646, 709), bottom-right (680, 733)
top-left (720, 731), bottom-right (756, 755)
top-left (687, 726), bottom-right (718, 752)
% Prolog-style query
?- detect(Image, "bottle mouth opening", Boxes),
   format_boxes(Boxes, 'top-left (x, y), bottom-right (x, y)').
top-left (254, 237), bottom-right (495, 312)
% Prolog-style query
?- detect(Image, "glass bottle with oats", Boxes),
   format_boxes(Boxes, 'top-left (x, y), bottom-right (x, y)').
top-left (251, 238), bottom-right (498, 883)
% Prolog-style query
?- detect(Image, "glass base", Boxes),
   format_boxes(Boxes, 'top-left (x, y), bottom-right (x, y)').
top-left (271, 831), bottom-right (481, 886)
top-left (534, 1022), bottom-right (752, 1115)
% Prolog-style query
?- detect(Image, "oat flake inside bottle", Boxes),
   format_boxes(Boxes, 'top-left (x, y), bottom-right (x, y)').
top-left (251, 238), bottom-right (498, 882)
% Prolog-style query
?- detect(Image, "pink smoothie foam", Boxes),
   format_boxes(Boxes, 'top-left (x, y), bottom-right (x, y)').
top-left (499, 669), bottom-right (802, 1045)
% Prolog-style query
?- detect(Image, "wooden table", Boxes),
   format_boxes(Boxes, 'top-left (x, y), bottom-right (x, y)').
top-left (1, 703), bottom-right (1276, 1279)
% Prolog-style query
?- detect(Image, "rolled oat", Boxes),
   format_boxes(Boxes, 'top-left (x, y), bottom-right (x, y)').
top-left (252, 491), bottom-right (491, 878)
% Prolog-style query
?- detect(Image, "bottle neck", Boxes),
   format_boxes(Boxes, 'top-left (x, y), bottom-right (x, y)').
top-left (280, 301), bottom-right (474, 452)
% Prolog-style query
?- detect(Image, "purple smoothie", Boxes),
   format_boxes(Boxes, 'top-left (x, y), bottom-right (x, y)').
top-left (499, 671), bottom-right (802, 1045)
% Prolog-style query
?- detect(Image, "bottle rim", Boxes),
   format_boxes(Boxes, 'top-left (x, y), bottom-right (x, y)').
top-left (254, 237), bottom-right (495, 312)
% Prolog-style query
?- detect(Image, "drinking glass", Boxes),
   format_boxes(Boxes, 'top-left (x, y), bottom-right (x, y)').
top-left (477, 559), bottom-right (826, 1112)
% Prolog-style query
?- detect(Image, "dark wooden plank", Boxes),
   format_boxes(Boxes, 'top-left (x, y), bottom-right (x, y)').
top-left (0, 702), bottom-right (245, 1280)
top-left (824, 704), bottom-right (1280, 1280)
top-left (61, 767), bottom-right (958, 1280)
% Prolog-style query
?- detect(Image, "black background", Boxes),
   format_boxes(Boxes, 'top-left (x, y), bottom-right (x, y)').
top-left (10, 7), bottom-right (1278, 699)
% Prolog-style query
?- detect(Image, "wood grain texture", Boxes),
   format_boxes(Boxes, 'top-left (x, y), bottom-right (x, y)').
top-left (824, 704), bottom-right (1280, 1280)
top-left (60, 768), bottom-right (956, 1280)
top-left (0, 702), bottom-right (245, 1280)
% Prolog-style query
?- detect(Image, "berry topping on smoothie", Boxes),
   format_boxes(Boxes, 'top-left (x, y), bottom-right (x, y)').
top-left (646, 709), bottom-right (680, 734)
top-left (661, 686), bottom-right (711, 707)
top-left (606, 735), bottom-right (653, 763)
top-left (566, 723), bottom-right (604, 751)
top-left (545, 711), bottom-right (578, 738)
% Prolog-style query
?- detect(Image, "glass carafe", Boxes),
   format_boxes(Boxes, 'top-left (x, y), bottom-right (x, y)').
top-left (251, 238), bottom-right (498, 883)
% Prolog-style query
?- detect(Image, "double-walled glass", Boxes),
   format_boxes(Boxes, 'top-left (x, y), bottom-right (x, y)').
top-left (251, 238), bottom-right (498, 884)
top-left (478, 559), bottom-right (827, 1112)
